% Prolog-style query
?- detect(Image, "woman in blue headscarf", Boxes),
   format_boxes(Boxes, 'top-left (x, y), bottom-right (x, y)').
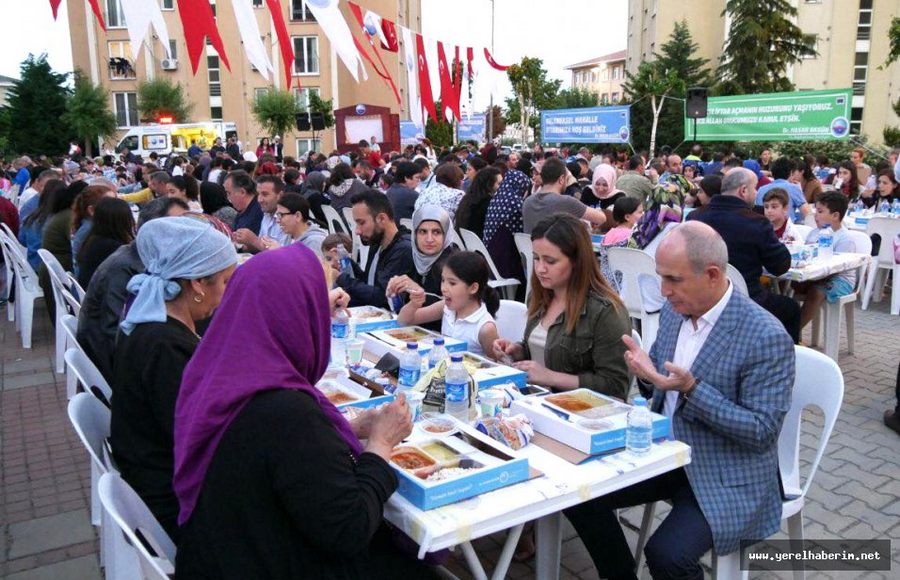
top-left (110, 215), bottom-right (238, 542)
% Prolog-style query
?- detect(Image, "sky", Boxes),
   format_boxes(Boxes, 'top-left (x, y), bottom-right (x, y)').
top-left (0, 0), bottom-right (628, 107)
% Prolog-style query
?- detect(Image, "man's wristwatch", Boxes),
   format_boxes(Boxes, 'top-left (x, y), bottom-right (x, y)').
top-left (680, 378), bottom-right (698, 401)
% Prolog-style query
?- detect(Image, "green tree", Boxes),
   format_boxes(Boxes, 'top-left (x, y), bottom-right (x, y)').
top-left (656, 21), bottom-right (712, 89)
top-left (62, 71), bottom-right (117, 157)
top-left (308, 92), bottom-right (335, 129)
top-left (622, 62), bottom-right (683, 156)
top-left (3, 54), bottom-right (71, 155)
top-left (504, 57), bottom-right (562, 143)
top-left (251, 89), bottom-right (298, 140)
top-left (553, 87), bottom-right (599, 109)
top-left (717, 0), bottom-right (817, 94)
top-left (883, 17), bottom-right (899, 67)
top-left (425, 100), bottom-right (453, 147)
top-left (137, 78), bottom-right (193, 123)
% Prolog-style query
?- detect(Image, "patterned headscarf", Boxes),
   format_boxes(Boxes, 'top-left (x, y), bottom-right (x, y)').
top-left (628, 184), bottom-right (683, 249)
top-left (483, 169), bottom-right (530, 244)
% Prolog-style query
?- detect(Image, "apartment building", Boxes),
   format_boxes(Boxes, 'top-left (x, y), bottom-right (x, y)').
top-left (564, 50), bottom-right (627, 105)
top-left (626, 0), bottom-right (900, 143)
top-left (66, 0), bottom-right (420, 156)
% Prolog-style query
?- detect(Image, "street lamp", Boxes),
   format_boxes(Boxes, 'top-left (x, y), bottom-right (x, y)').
top-left (487, 0), bottom-right (495, 143)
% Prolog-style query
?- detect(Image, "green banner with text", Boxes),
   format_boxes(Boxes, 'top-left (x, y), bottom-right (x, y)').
top-left (685, 89), bottom-right (853, 141)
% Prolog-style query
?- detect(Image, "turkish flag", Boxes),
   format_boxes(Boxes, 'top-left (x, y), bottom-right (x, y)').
top-left (484, 47), bottom-right (509, 71)
top-left (265, 0), bottom-right (296, 88)
top-left (415, 33), bottom-right (438, 123)
top-left (177, 0), bottom-right (230, 75)
top-left (48, 0), bottom-right (61, 19)
top-left (380, 17), bottom-right (399, 52)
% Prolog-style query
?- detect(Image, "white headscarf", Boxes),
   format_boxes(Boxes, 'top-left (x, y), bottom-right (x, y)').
top-left (411, 205), bottom-right (459, 276)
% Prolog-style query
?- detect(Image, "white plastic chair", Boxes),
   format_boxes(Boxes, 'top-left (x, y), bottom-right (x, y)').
top-left (803, 213), bottom-right (817, 228)
top-left (65, 346), bottom-right (113, 406)
top-left (1, 223), bottom-right (44, 347)
top-left (793, 224), bottom-right (813, 241)
top-left (67, 273), bottom-right (86, 302)
top-left (607, 247), bottom-right (661, 350)
top-left (725, 264), bottom-right (749, 296)
top-left (861, 217), bottom-right (900, 315)
top-left (459, 228), bottom-right (520, 300)
top-left (99, 472), bottom-right (176, 580)
top-left (628, 329), bottom-right (642, 400)
top-left (68, 392), bottom-right (112, 529)
top-left (61, 287), bottom-right (82, 316)
top-left (495, 300), bottom-right (527, 343)
top-left (322, 205), bottom-right (349, 236)
top-left (38, 249), bottom-right (72, 372)
top-left (399, 218), bottom-right (413, 231)
top-left (634, 346), bottom-right (843, 580)
top-left (0, 227), bottom-right (17, 308)
top-left (513, 233), bottom-right (533, 302)
top-left (809, 232), bottom-right (871, 360)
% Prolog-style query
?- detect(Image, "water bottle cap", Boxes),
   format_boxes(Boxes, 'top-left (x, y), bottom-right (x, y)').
top-left (406, 342), bottom-right (418, 350)
top-left (434, 337), bottom-right (445, 345)
top-left (633, 396), bottom-right (647, 407)
top-left (450, 354), bottom-right (463, 362)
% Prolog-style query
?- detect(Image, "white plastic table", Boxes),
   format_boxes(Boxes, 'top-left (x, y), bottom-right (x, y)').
top-left (383, 438), bottom-right (691, 580)
top-left (842, 212), bottom-right (895, 231)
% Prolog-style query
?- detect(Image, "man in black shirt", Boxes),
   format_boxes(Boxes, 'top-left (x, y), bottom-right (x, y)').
top-left (688, 167), bottom-right (800, 342)
top-left (338, 190), bottom-right (414, 307)
top-left (385, 161), bottom-right (420, 224)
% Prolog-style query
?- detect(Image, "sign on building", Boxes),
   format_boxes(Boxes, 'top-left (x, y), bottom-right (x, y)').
top-left (540, 106), bottom-right (631, 144)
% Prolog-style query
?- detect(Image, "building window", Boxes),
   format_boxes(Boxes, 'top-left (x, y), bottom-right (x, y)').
top-left (601, 94), bottom-right (609, 105)
top-left (255, 87), bottom-right (269, 102)
top-left (211, 106), bottom-right (223, 121)
top-left (293, 36), bottom-right (319, 75)
top-left (611, 92), bottom-right (619, 103)
top-left (168, 40), bottom-right (178, 60)
top-left (602, 69), bottom-right (609, 81)
top-left (850, 106), bottom-right (863, 134)
top-left (296, 138), bottom-right (321, 154)
top-left (208, 55), bottom-right (221, 96)
top-left (857, 1), bottom-right (872, 40)
top-left (106, 0), bottom-right (126, 28)
top-left (252, 0), bottom-right (263, 6)
top-left (113, 92), bottom-right (138, 127)
top-left (293, 87), bottom-right (321, 111)
top-left (108, 41), bottom-right (136, 80)
top-left (853, 51), bottom-right (868, 95)
top-left (161, 0), bottom-right (174, 10)
top-left (802, 35), bottom-right (818, 58)
top-left (291, 0), bottom-right (317, 22)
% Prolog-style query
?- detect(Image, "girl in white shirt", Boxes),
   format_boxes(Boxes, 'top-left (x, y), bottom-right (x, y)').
top-left (397, 251), bottom-right (499, 356)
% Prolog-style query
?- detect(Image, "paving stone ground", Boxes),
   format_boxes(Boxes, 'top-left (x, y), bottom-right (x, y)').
top-left (2, 296), bottom-right (897, 579)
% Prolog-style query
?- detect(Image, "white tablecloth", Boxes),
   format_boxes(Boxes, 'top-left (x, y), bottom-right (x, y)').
top-left (779, 252), bottom-right (870, 282)
top-left (843, 212), bottom-right (896, 231)
top-left (383, 438), bottom-right (691, 558)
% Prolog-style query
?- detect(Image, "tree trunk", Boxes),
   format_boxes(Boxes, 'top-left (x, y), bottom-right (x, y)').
top-left (649, 95), bottom-right (659, 157)
top-left (519, 93), bottom-right (527, 145)
top-left (84, 139), bottom-right (93, 158)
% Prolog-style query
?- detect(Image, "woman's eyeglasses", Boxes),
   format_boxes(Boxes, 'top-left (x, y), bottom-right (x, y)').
top-left (275, 211), bottom-right (294, 219)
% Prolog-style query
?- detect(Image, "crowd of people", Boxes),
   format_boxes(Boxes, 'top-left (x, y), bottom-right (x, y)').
top-left (1, 133), bottom-right (899, 580)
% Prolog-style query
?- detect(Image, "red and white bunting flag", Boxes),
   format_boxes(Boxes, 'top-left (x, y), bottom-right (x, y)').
top-left (348, 1), bottom-right (401, 104)
top-left (265, 0), bottom-right (296, 88)
top-left (120, 0), bottom-right (172, 61)
top-left (400, 25), bottom-right (424, 129)
top-left (177, 0), bottom-right (230, 74)
top-left (303, 0), bottom-right (366, 82)
top-left (484, 47), bottom-right (509, 71)
top-left (232, 0), bottom-right (274, 80)
top-left (415, 33), bottom-right (438, 123)
top-left (436, 41), bottom-right (461, 122)
top-left (380, 17), bottom-right (399, 52)
top-left (48, 0), bottom-right (62, 19)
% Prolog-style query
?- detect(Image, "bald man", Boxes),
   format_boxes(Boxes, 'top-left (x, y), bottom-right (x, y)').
top-left (565, 222), bottom-right (794, 580)
top-left (688, 167), bottom-right (799, 342)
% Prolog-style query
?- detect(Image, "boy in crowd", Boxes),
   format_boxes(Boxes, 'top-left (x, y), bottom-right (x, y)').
top-left (797, 191), bottom-right (856, 330)
top-left (763, 188), bottom-right (803, 244)
top-left (322, 232), bottom-right (352, 276)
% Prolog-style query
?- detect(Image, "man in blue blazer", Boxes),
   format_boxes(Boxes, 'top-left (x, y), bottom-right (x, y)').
top-left (564, 222), bottom-right (794, 580)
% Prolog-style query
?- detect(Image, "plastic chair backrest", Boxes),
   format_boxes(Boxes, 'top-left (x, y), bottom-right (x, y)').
top-left (61, 287), bottom-right (82, 316)
top-left (98, 473), bottom-right (176, 580)
top-left (65, 346), bottom-right (113, 407)
top-left (67, 273), bottom-right (86, 301)
top-left (3, 228), bottom-right (40, 292)
top-left (0, 229), bottom-right (15, 297)
top-left (459, 228), bottom-right (504, 280)
top-left (864, 217), bottom-right (900, 266)
top-left (513, 233), bottom-right (533, 299)
top-left (68, 392), bottom-right (112, 476)
top-left (62, 314), bottom-right (81, 349)
top-left (726, 264), bottom-right (749, 296)
top-left (793, 224), bottom-right (813, 241)
top-left (778, 346), bottom-right (843, 497)
top-left (322, 205), bottom-right (349, 235)
top-left (38, 248), bottom-right (70, 314)
top-left (606, 247), bottom-right (658, 318)
top-left (399, 218), bottom-right (413, 231)
top-left (845, 230), bottom-right (872, 292)
top-left (495, 300), bottom-right (527, 343)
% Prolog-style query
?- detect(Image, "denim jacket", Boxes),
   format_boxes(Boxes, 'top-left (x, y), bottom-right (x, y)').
top-left (520, 291), bottom-right (632, 401)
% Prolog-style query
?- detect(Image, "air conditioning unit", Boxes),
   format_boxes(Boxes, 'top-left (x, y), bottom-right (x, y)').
top-left (161, 58), bottom-right (178, 71)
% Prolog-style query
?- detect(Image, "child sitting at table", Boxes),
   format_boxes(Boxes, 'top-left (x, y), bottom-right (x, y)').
top-left (601, 197), bottom-right (644, 246)
top-left (763, 188), bottom-right (804, 244)
top-left (321, 232), bottom-right (352, 275)
top-left (797, 191), bottom-right (857, 331)
top-left (396, 251), bottom-right (499, 356)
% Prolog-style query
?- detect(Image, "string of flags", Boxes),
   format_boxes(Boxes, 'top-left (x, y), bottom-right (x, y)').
top-left (49, 0), bottom-right (509, 128)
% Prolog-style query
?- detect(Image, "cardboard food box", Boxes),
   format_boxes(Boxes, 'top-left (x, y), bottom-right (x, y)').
top-left (347, 306), bottom-right (399, 333)
top-left (510, 389), bottom-right (670, 455)
top-left (460, 352), bottom-right (527, 391)
top-left (360, 326), bottom-right (466, 359)
top-left (316, 374), bottom-right (393, 410)
top-left (390, 422), bottom-right (530, 510)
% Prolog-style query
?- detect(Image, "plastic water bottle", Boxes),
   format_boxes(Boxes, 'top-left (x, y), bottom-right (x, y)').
top-left (330, 309), bottom-right (349, 366)
top-left (817, 224), bottom-right (834, 260)
top-left (444, 354), bottom-right (470, 422)
top-left (337, 246), bottom-right (354, 279)
top-left (854, 199), bottom-right (865, 213)
top-left (429, 338), bottom-right (449, 369)
top-left (879, 199), bottom-right (891, 215)
top-left (398, 342), bottom-right (422, 391)
top-left (626, 397), bottom-right (653, 456)
top-left (892, 199), bottom-right (900, 217)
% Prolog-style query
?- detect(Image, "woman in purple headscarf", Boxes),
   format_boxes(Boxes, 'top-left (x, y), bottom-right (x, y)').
top-left (173, 243), bottom-right (436, 579)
